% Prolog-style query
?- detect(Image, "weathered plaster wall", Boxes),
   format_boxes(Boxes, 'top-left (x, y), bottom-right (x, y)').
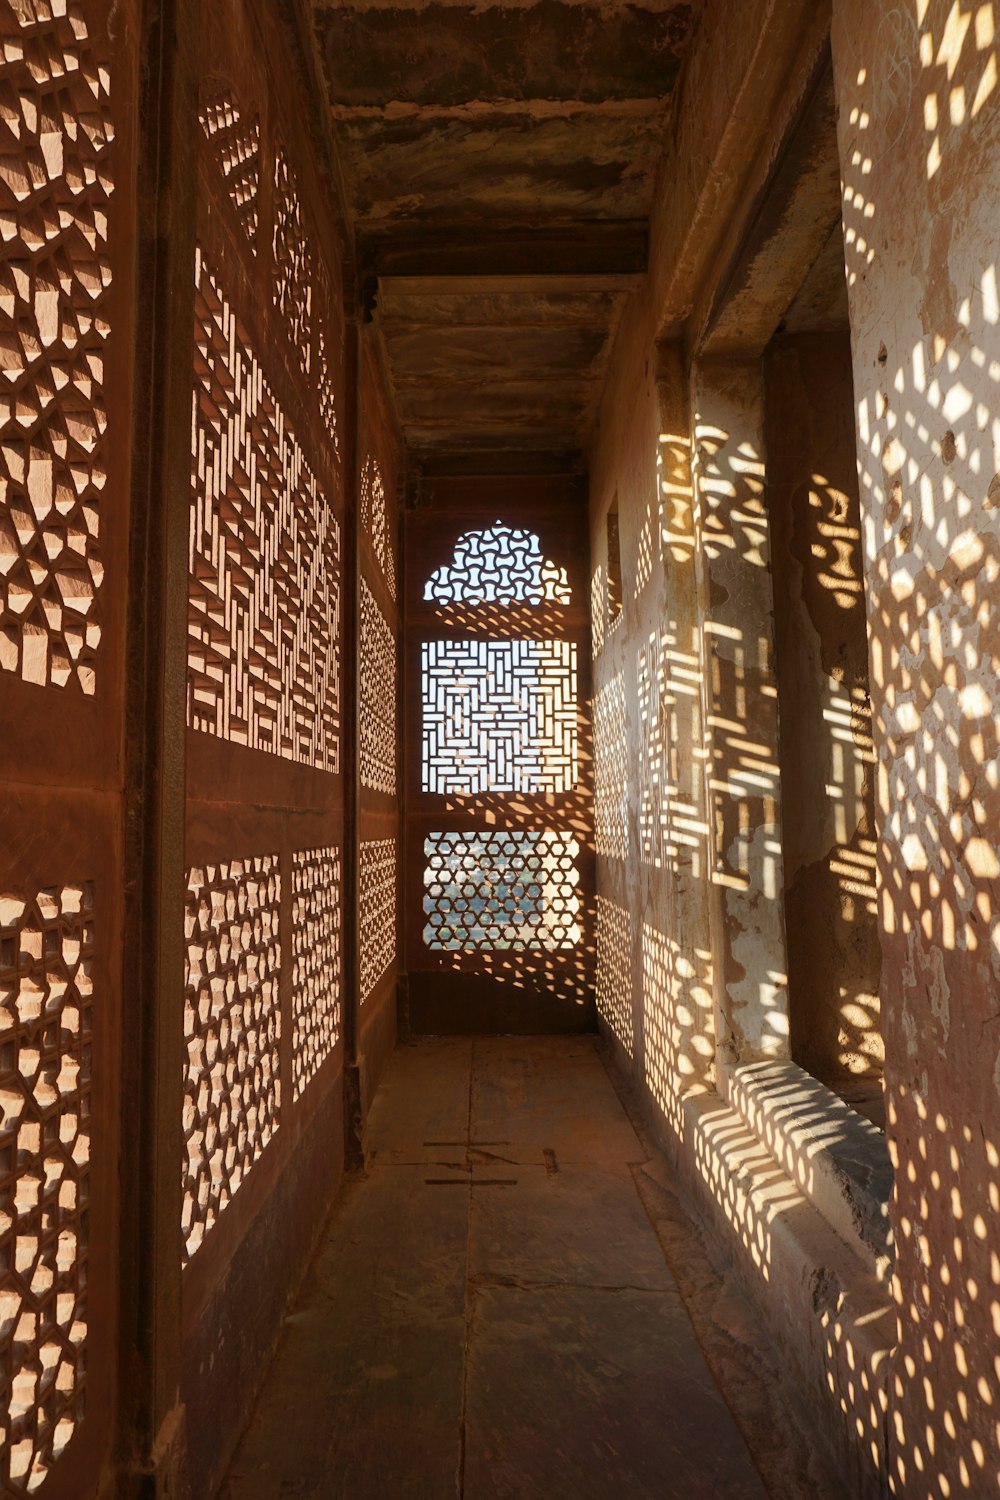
top-left (588, 318), bottom-right (892, 1498)
top-left (590, 342), bottom-right (715, 1120)
top-left (587, 5), bottom-right (898, 1494)
top-left (832, 2), bottom-right (1000, 1493)
top-left (764, 332), bottom-right (883, 1087)
top-left (590, 2), bottom-right (999, 1495)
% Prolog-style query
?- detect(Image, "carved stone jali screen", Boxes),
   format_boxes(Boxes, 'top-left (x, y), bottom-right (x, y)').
top-left (404, 477), bottom-right (595, 1034)
top-left (355, 339), bottom-right (401, 1096)
top-left (0, 0), bottom-right (137, 1493)
top-left (181, 0), bottom-right (347, 1356)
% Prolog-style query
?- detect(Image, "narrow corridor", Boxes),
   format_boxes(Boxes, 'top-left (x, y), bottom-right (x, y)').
top-left (220, 1038), bottom-right (774, 1500)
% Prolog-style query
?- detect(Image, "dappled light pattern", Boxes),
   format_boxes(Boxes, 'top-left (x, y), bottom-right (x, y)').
top-left (199, 87), bottom-right (259, 252)
top-left (0, 0), bottom-right (114, 695)
top-left (0, 884), bottom-right (91, 1496)
top-left (360, 577), bottom-right (396, 795)
top-left (596, 895), bottom-right (633, 1059)
top-left (637, 627), bottom-right (705, 872)
top-left (423, 832), bottom-right (581, 951)
top-left (642, 920), bottom-right (714, 1139)
top-left (421, 638), bottom-right (577, 795)
top-left (590, 559), bottom-right (605, 659)
top-left (291, 846), bottom-right (340, 1100)
top-left (181, 856), bottom-right (281, 1264)
top-left (836, 2), bottom-right (1000, 1492)
top-left (425, 523), bottom-right (570, 606)
top-left (594, 672), bottom-right (627, 859)
top-left (188, 249), bottom-right (341, 770)
top-left (693, 386), bottom-right (788, 1062)
top-left (359, 839), bottom-right (395, 1004)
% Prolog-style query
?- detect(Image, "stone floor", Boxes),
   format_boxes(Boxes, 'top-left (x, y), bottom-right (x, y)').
top-left (219, 1037), bottom-right (779, 1499)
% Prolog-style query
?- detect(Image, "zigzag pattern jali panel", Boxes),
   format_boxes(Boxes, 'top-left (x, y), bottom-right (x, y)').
top-left (188, 249), bottom-right (341, 770)
top-left (359, 577), bottom-right (396, 796)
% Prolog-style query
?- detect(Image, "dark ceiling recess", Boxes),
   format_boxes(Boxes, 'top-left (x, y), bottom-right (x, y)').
top-left (310, 0), bottom-right (704, 455)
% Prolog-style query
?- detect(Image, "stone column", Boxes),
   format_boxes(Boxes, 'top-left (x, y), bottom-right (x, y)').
top-left (691, 358), bottom-right (790, 1073)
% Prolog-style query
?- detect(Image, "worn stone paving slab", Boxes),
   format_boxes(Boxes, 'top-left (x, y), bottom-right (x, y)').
top-left (365, 1035), bottom-right (474, 1164)
top-left (219, 1164), bottom-right (467, 1500)
top-left (469, 1161), bottom-right (674, 1291)
top-left (463, 1284), bottom-right (770, 1500)
top-left (471, 1036), bottom-right (645, 1166)
top-left (220, 1037), bottom-right (769, 1500)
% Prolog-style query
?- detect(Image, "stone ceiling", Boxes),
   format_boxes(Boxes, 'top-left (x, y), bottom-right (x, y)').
top-left (310, 0), bottom-right (704, 456)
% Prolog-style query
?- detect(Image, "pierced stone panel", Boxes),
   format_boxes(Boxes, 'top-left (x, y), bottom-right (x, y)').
top-left (315, 259), bottom-right (340, 467)
top-left (0, 883), bottom-right (92, 1496)
top-left (182, 855), bottom-right (281, 1265)
top-left (0, 0), bottom-right (115, 695)
top-left (423, 831), bottom-right (581, 951)
top-left (596, 895), bottom-right (633, 1059)
top-left (291, 846), bottom-right (340, 1101)
top-left (361, 454), bottom-right (393, 599)
top-left (422, 639), bottom-right (577, 796)
top-left (360, 577), bottom-right (396, 796)
top-left (425, 524), bottom-right (570, 606)
top-left (271, 144), bottom-right (312, 380)
top-left (594, 673), bottom-right (628, 860)
top-left (199, 87), bottom-right (260, 251)
top-left (359, 839), bottom-right (396, 1004)
top-left (189, 249), bottom-right (341, 771)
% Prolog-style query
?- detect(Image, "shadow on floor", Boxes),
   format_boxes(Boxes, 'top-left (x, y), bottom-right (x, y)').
top-left (218, 1036), bottom-right (833, 1500)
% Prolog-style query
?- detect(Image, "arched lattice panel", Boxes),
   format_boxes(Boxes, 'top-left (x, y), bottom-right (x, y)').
top-left (404, 483), bottom-right (594, 1031)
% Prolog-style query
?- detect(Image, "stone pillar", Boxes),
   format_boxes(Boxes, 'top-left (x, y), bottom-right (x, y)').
top-left (691, 358), bottom-right (789, 1071)
top-left (634, 347), bottom-right (715, 1129)
top-left (832, 2), bottom-right (1000, 1493)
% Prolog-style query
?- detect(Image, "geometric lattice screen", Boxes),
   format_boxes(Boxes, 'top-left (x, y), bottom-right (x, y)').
top-left (421, 639), bottom-right (577, 795)
top-left (360, 578), bottom-right (396, 796)
top-left (199, 88), bottom-right (260, 252)
top-left (361, 455), bottom-right (394, 600)
top-left (188, 250), bottom-right (341, 771)
top-left (359, 839), bottom-right (396, 1004)
top-left (181, 855), bottom-right (282, 1264)
top-left (425, 524), bottom-right (570, 606)
top-left (423, 831), bottom-right (582, 951)
top-left (594, 674), bottom-right (628, 860)
top-left (291, 846), bottom-right (341, 1100)
top-left (1, 884), bottom-right (92, 1496)
top-left (271, 146), bottom-right (312, 385)
top-left (0, 0), bottom-right (115, 696)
